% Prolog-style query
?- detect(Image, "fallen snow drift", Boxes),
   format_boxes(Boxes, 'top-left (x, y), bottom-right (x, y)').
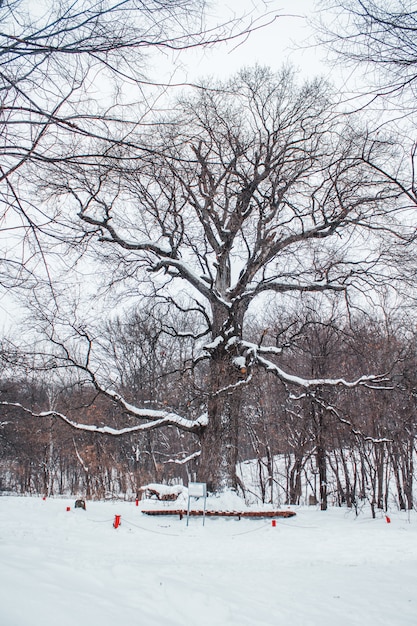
top-left (1, 496), bottom-right (416, 625)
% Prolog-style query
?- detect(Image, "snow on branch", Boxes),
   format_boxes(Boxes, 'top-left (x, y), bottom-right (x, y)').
top-left (100, 387), bottom-right (208, 430)
top-left (249, 280), bottom-right (347, 296)
top-left (213, 373), bottom-right (253, 397)
top-left (231, 338), bottom-right (386, 390)
top-left (73, 438), bottom-right (89, 472)
top-left (163, 450), bottom-right (201, 464)
top-left (38, 334), bottom-right (209, 433)
top-left (240, 339), bottom-right (282, 356)
top-left (254, 352), bottom-right (386, 389)
top-left (1, 402), bottom-right (208, 435)
top-left (312, 396), bottom-right (393, 444)
top-left (79, 209), bottom-right (226, 307)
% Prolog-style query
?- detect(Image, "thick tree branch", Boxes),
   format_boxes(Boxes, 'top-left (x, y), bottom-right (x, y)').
top-left (1, 401), bottom-right (208, 434)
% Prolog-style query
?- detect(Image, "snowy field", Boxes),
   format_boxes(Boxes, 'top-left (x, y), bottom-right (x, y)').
top-left (1, 495), bottom-right (417, 626)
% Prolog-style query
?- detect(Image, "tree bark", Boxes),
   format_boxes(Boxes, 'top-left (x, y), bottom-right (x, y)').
top-left (198, 352), bottom-right (242, 492)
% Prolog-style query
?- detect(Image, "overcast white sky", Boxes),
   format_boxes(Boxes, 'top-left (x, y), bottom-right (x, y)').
top-left (158, 0), bottom-right (331, 84)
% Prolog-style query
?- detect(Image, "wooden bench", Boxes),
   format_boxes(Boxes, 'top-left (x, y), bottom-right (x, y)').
top-left (142, 509), bottom-right (296, 520)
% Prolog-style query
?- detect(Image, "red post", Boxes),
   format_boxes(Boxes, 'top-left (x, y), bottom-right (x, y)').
top-left (385, 515), bottom-right (391, 524)
top-left (272, 519), bottom-right (277, 527)
top-left (135, 499), bottom-right (139, 507)
top-left (66, 506), bottom-right (71, 512)
top-left (113, 514), bottom-right (121, 529)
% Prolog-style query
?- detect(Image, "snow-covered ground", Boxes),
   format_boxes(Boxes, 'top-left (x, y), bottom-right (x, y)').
top-left (1, 494), bottom-right (417, 626)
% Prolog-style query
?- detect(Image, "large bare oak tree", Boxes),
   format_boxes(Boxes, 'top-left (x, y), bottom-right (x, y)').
top-left (24, 66), bottom-right (404, 492)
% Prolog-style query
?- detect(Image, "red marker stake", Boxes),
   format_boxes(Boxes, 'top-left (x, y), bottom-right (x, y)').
top-left (113, 514), bottom-right (121, 529)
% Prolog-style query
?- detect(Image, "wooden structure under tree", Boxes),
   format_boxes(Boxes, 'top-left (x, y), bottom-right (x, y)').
top-left (141, 509), bottom-right (296, 520)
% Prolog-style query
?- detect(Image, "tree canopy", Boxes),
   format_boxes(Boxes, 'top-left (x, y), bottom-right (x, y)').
top-left (7, 65), bottom-right (404, 491)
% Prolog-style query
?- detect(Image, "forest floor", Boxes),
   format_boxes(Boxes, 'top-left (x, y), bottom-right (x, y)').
top-left (0, 493), bottom-right (416, 625)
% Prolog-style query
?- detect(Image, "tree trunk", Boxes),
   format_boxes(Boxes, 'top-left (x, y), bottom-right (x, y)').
top-left (311, 397), bottom-right (328, 511)
top-left (317, 442), bottom-right (328, 511)
top-left (288, 454), bottom-right (304, 505)
top-left (198, 351), bottom-right (242, 493)
top-left (404, 439), bottom-right (414, 510)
